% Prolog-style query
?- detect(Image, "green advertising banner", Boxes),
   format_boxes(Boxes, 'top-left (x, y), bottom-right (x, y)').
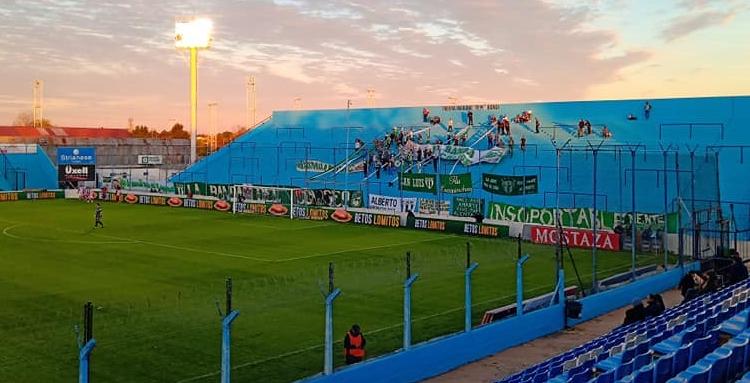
top-left (487, 202), bottom-right (679, 233)
top-left (400, 172), bottom-right (437, 194)
top-left (451, 197), bottom-right (484, 217)
top-left (482, 174), bottom-right (538, 195)
top-left (440, 173), bottom-right (472, 194)
top-left (0, 190), bottom-right (63, 202)
top-left (409, 216), bottom-right (509, 238)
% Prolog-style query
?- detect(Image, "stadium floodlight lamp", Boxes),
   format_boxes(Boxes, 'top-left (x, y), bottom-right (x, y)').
top-left (174, 16), bottom-right (213, 164)
top-left (174, 17), bottom-right (213, 49)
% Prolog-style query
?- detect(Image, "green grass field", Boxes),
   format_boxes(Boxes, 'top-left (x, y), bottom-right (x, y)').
top-left (0, 200), bottom-right (664, 382)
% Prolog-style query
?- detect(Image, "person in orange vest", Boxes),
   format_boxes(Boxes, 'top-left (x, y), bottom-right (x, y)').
top-left (344, 324), bottom-right (366, 365)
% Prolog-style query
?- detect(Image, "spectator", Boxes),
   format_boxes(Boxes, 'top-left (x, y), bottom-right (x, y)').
top-left (728, 249), bottom-right (749, 283)
top-left (362, 159), bottom-right (368, 176)
top-left (627, 113), bottom-right (638, 121)
top-left (623, 299), bottom-right (647, 325)
top-left (503, 116), bottom-right (510, 135)
top-left (641, 226), bottom-right (653, 241)
top-left (578, 119), bottom-right (585, 137)
top-left (535, 118), bottom-right (541, 134)
top-left (448, 118), bottom-right (454, 132)
top-left (602, 125), bottom-right (612, 138)
top-left (432, 150), bottom-right (438, 172)
top-left (344, 324), bottom-right (366, 365)
top-left (520, 135), bottom-right (527, 151)
top-left (644, 101), bottom-right (652, 120)
top-left (644, 294), bottom-right (665, 318)
top-left (585, 120), bottom-right (592, 135)
top-left (467, 111), bottom-right (474, 126)
top-left (460, 134), bottom-right (467, 146)
top-left (487, 132), bottom-right (494, 149)
top-left (422, 107), bottom-right (430, 122)
top-left (508, 136), bottom-right (515, 151)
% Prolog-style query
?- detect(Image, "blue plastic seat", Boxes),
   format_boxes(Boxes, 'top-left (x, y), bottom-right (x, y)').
top-left (672, 344), bottom-right (691, 373)
top-left (684, 364), bottom-right (710, 383)
top-left (720, 308), bottom-right (750, 336)
top-left (694, 348), bottom-right (730, 383)
top-left (633, 364), bottom-right (654, 383)
top-left (594, 369), bottom-right (615, 383)
top-left (653, 355), bottom-right (673, 383)
top-left (616, 359), bottom-right (634, 380)
top-left (632, 352), bottom-right (652, 371)
top-left (569, 368), bottom-right (591, 383)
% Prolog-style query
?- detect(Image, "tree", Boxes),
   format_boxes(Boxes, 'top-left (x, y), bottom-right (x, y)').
top-left (169, 123), bottom-right (190, 139)
top-left (131, 125), bottom-right (156, 138)
top-left (13, 111), bottom-right (53, 127)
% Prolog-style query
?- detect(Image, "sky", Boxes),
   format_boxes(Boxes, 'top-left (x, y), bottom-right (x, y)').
top-left (0, 0), bottom-right (748, 132)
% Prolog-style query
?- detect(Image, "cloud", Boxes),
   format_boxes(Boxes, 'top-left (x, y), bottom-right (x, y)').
top-left (661, 9), bottom-right (738, 41)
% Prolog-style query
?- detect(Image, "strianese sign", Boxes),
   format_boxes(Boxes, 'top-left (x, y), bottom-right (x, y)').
top-left (529, 226), bottom-right (621, 251)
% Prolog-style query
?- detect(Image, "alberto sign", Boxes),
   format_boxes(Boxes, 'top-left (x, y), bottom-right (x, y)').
top-left (530, 226), bottom-right (621, 251)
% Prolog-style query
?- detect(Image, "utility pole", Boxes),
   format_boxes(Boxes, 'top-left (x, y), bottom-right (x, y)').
top-left (208, 102), bottom-right (218, 153)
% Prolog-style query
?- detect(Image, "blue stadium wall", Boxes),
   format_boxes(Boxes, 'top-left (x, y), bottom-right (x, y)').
top-left (0, 146), bottom-right (57, 190)
top-left (171, 96), bottom-right (750, 221)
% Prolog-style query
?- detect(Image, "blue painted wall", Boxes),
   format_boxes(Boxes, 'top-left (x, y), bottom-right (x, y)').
top-left (172, 96), bottom-right (750, 224)
top-left (1, 147), bottom-right (57, 190)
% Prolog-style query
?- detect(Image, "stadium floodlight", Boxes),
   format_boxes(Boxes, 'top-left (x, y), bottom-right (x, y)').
top-left (175, 16), bottom-right (213, 164)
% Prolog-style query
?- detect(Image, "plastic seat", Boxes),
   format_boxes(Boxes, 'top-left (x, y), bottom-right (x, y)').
top-left (633, 364), bottom-right (654, 383)
top-left (594, 369), bottom-right (615, 383)
top-left (683, 364), bottom-right (710, 383)
top-left (632, 352), bottom-right (652, 371)
top-left (569, 369), bottom-right (591, 383)
top-left (653, 354), bottom-right (673, 383)
top-left (672, 344), bottom-right (691, 373)
top-left (616, 359), bottom-right (634, 380)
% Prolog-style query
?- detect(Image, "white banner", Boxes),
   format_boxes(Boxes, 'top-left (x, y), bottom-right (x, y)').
top-left (137, 155), bottom-right (163, 165)
top-left (368, 193), bottom-right (417, 213)
top-left (418, 198), bottom-right (451, 216)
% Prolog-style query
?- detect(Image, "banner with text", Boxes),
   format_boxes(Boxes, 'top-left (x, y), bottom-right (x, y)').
top-left (368, 193), bottom-right (417, 213)
top-left (529, 226), bottom-right (621, 251)
top-left (0, 190), bottom-right (63, 202)
top-left (488, 202), bottom-right (679, 233)
top-left (482, 174), bottom-right (538, 195)
top-left (440, 173), bottom-right (472, 194)
top-left (451, 197), bottom-right (484, 217)
top-left (400, 172), bottom-right (437, 194)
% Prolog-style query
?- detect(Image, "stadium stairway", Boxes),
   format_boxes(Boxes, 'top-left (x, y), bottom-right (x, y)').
top-left (494, 278), bottom-right (750, 383)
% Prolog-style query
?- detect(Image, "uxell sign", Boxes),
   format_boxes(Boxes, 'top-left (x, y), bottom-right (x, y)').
top-left (59, 165), bottom-right (96, 182)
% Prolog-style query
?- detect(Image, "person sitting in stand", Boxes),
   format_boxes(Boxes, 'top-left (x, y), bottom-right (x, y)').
top-left (520, 135), bottom-right (527, 151)
top-left (448, 118), bottom-right (454, 132)
top-left (602, 125), bottom-right (612, 138)
top-left (627, 113), bottom-right (638, 120)
top-left (623, 299), bottom-right (647, 325)
top-left (508, 136), bottom-right (515, 152)
top-left (487, 132), bottom-right (494, 149)
top-left (535, 118), bottom-right (541, 134)
top-left (644, 294), bottom-right (665, 318)
top-left (422, 107), bottom-right (430, 122)
top-left (460, 135), bottom-right (467, 146)
top-left (585, 120), bottom-right (592, 135)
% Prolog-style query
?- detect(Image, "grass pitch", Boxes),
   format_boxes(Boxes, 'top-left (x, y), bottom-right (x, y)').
top-left (0, 200), bottom-right (663, 382)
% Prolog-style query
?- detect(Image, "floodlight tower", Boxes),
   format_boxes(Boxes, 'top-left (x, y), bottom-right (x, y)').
top-left (33, 80), bottom-right (43, 128)
top-left (246, 75), bottom-right (256, 129)
top-left (174, 17), bottom-right (213, 164)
